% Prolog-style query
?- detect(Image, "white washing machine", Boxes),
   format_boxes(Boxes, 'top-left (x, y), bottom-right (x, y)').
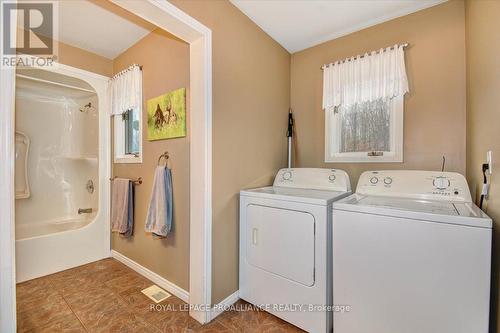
top-left (332, 170), bottom-right (492, 333)
top-left (239, 168), bottom-right (351, 333)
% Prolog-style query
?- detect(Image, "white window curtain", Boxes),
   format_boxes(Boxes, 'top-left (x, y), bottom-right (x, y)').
top-left (108, 64), bottom-right (142, 116)
top-left (322, 44), bottom-right (409, 112)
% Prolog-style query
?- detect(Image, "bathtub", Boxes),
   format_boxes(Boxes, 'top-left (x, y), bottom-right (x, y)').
top-left (14, 65), bottom-right (110, 283)
top-left (16, 213), bottom-right (109, 282)
top-left (16, 215), bottom-right (94, 240)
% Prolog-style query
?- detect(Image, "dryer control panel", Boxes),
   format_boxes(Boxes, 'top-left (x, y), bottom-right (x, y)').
top-left (356, 170), bottom-right (472, 202)
top-left (273, 168), bottom-right (351, 192)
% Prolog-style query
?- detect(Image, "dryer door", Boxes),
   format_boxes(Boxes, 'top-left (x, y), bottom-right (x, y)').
top-left (246, 204), bottom-right (315, 286)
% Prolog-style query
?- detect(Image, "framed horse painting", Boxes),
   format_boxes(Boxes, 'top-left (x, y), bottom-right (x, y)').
top-left (146, 87), bottom-right (187, 140)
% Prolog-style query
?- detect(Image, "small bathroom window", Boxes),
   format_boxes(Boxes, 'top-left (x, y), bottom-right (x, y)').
top-left (124, 108), bottom-right (140, 155)
top-left (111, 64), bottom-right (143, 164)
top-left (114, 107), bottom-right (142, 163)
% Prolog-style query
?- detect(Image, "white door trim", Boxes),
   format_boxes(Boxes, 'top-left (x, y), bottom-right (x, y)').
top-left (0, 29), bottom-right (17, 333)
top-left (106, 0), bottom-right (213, 324)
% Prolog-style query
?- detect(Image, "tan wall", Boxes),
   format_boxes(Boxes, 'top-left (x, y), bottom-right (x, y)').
top-left (465, 1), bottom-right (500, 331)
top-left (57, 41), bottom-right (113, 77)
top-left (290, 1), bottom-right (466, 188)
top-left (111, 29), bottom-right (191, 291)
top-left (20, 31), bottom-right (113, 77)
top-left (169, 0), bottom-right (291, 304)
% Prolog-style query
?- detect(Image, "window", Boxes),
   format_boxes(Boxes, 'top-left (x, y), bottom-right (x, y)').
top-left (114, 107), bottom-right (142, 163)
top-left (109, 64), bottom-right (143, 163)
top-left (124, 109), bottom-right (140, 155)
top-left (325, 96), bottom-right (403, 163)
top-left (322, 44), bottom-right (408, 163)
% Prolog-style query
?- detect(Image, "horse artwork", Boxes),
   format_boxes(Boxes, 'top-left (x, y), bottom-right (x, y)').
top-left (147, 88), bottom-right (186, 140)
top-left (165, 100), bottom-right (178, 125)
top-left (153, 104), bottom-right (167, 129)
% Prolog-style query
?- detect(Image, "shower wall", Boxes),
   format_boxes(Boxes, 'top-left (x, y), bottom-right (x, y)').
top-left (15, 73), bottom-right (99, 239)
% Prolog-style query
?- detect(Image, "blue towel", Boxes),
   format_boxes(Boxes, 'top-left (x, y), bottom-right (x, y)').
top-left (145, 166), bottom-right (173, 237)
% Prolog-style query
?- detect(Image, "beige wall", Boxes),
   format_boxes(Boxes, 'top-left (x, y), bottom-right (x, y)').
top-left (465, 1), bottom-right (500, 331)
top-left (112, 29), bottom-right (191, 291)
top-left (290, 1), bottom-right (466, 188)
top-left (23, 33), bottom-right (113, 77)
top-left (57, 41), bottom-right (113, 77)
top-left (169, 0), bottom-right (291, 304)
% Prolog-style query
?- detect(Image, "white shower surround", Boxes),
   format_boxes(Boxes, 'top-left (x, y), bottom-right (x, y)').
top-left (15, 64), bottom-right (111, 283)
top-left (15, 78), bottom-right (98, 231)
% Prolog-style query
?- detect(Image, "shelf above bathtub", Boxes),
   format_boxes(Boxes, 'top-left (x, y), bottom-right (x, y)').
top-left (57, 155), bottom-right (98, 161)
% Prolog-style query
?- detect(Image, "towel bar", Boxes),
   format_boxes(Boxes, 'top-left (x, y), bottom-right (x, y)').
top-left (109, 177), bottom-right (142, 185)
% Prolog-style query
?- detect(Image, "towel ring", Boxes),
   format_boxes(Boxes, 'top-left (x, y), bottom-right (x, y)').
top-left (158, 152), bottom-right (169, 166)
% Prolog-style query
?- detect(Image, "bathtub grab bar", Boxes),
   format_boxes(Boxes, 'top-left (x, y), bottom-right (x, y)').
top-left (78, 208), bottom-right (93, 214)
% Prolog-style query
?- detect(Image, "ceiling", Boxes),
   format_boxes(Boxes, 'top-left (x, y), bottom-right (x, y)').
top-left (56, 0), bottom-right (156, 59)
top-left (230, 0), bottom-right (446, 53)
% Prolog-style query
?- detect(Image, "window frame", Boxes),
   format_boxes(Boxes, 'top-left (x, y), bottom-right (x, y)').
top-left (324, 96), bottom-right (404, 163)
top-left (114, 107), bottom-right (142, 164)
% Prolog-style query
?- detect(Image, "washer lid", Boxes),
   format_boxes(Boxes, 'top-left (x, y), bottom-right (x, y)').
top-left (333, 194), bottom-right (492, 228)
top-left (241, 186), bottom-right (350, 206)
top-left (357, 195), bottom-right (459, 215)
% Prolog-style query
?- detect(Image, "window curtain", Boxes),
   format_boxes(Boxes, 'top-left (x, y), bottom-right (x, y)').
top-left (322, 44), bottom-right (408, 113)
top-left (108, 64), bottom-right (142, 116)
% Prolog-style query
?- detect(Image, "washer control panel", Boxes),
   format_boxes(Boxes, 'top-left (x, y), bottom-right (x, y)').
top-left (273, 168), bottom-right (351, 192)
top-left (356, 170), bottom-right (472, 202)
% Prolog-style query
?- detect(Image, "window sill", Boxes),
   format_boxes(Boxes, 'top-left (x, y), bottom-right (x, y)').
top-left (114, 155), bottom-right (142, 164)
top-left (325, 153), bottom-right (403, 163)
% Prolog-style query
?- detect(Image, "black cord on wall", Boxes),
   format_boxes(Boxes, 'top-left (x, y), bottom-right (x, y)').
top-left (479, 163), bottom-right (489, 210)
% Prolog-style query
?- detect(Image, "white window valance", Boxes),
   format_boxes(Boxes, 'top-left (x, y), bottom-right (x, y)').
top-left (322, 44), bottom-right (409, 112)
top-left (108, 64), bottom-right (142, 116)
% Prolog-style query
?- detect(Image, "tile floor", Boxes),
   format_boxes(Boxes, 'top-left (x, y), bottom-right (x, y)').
top-left (16, 258), bottom-right (304, 332)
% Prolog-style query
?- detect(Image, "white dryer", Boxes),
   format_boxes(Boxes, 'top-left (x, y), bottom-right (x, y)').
top-left (332, 170), bottom-right (492, 333)
top-left (239, 168), bottom-right (351, 333)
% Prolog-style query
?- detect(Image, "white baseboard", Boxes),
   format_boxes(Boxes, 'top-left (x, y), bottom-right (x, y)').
top-left (111, 250), bottom-right (189, 303)
top-left (210, 290), bottom-right (240, 321)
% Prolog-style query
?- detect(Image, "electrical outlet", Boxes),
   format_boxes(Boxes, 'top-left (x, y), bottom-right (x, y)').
top-left (487, 150), bottom-right (493, 175)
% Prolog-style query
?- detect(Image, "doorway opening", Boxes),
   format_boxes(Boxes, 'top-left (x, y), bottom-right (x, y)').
top-left (0, 1), bottom-right (212, 331)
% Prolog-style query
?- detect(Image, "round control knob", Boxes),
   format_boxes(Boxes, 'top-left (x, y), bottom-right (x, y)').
top-left (370, 177), bottom-right (379, 184)
top-left (384, 177), bottom-right (393, 185)
top-left (283, 171), bottom-right (292, 180)
top-left (433, 177), bottom-right (450, 190)
top-left (329, 174), bottom-right (336, 182)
